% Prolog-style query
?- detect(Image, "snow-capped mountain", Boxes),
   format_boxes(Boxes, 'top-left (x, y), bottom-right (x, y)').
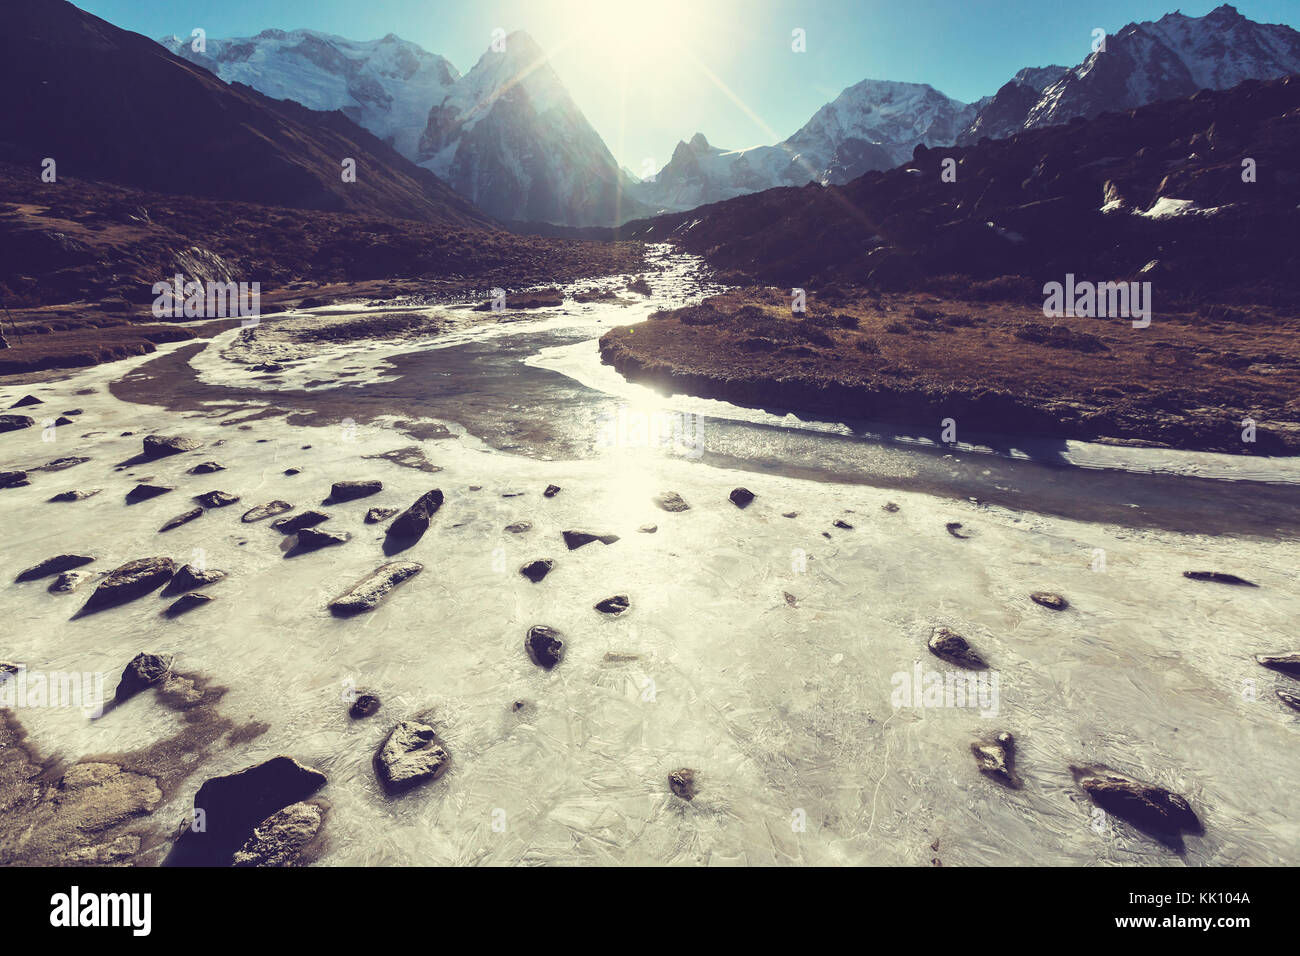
top-left (959, 4), bottom-right (1300, 143)
top-left (631, 80), bottom-right (975, 213)
top-left (163, 27), bottom-right (644, 226)
top-left (161, 29), bottom-right (459, 161)
top-left (415, 30), bottom-right (645, 226)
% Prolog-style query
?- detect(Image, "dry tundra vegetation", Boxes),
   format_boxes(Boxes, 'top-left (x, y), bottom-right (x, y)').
top-left (600, 286), bottom-right (1300, 454)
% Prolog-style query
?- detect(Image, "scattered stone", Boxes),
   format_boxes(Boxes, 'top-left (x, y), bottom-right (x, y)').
top-left (325, 480), bottom-right (382, 503)
top-left (53, 416), bottom-right (74, 426)
top-left (283, 467), bottom-right (301, 476)
top-left (115, 652), bottom-right (173, 702)
top-left (594, 595), bottom-right (629, 614)
top-left (16, 553), bottom-right (95, 582)
top-left (384, 489), bottom-right (444, 552)
top-left (882, 502), bottom-right (900, 512)
top-left (171, 756), bottom-right (327, 865)
top-left (928, 626), bottom-right (988, 669)
top-left (49, 489), bottom-right (102, 502)
top-left (142, 434), bottom-right (202, 459)
top-left (10, 394), bottom-right (42, 407)
top-left (350, 694), bottom-right (381, 719)
top-left (0, 415), bottom-right (35, 433)
top-left (164, 592), bottom-right (214, 617)
top-left (289, 527), bottom-right (351, 555)
top-left (563, 529), bottom-right (620, 550)
top-left (125, 483), bottom-right (173, 504)
top-left (501, 491), bottom-right (525, 498)
top-left (365, 507), bottom-right (399, 523)
top-left (242, 500), bottom-right (292, 522)
top-left (1030, 592), bottom-right (1069, 611)
top-left (0, 471), bottom-right (29, 488)
top-left (328, 562), bottom-right (422, 616)
top-left (544, 484), bottom-right (561, 497)
top-left (945, 522), bottom-right (970, 538)
top-left (505, 521), bottom-right (532, 534)
top-left (232, 802), bottom-right (325, 867)
top-left (1183, 571), bottom-right (1257, 587)
top-left (1278, 689), bottom-right (1300, 713)
top-left (374, 720), bottom-right (451, 794)
top-left (653, 491), bottom-right (690, 512)
top-left (159, 507), bottom-right (203, 532)
top-left (49, 569), bottom-right (97, 593)
top-left (972, 732), bottom-right (1023, 788)
top-left (783, 591), bottom-right (797, 606)
top-left (729, 487), bottom-right (756, 508)
top-left (782, 511), bottom-right (798, 518)
top-left (271, 510), bottom-right (330, 534)
top-left (638, 524), bottom-right (657, 533)
top-left (188, 461), bottom-right (225, 474)
top-left (79, 557), bottom-right (176, 615)
top-left (520, 559), bottom-right (554, 583)
top-left (525, 625), bottom-right (565, 669)
top-left (162, 564), bottom-right (226, 596)
top-left (1070, 764), bottom-right (1200, 846)
top-left (1255, 652), bottom-right (1300, 677)
top-left (833, 519), bottom-right (854, 530)
top-left (668, 768), bottom-right (697, 801)
top-left (194, 490), bottom-right (240, 508)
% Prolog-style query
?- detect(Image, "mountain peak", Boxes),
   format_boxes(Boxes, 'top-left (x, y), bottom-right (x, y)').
top-left (689, 132), bottom-right (710, 151)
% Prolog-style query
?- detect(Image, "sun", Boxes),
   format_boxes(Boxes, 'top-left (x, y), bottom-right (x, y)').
top-left (553, 0), bottom-right (708, 74)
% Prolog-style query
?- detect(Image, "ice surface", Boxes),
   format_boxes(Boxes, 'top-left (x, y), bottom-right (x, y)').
top-left (1, 251), bottom-right (1298, 867)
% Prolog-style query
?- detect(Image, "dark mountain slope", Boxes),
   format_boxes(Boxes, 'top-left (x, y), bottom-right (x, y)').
top-left (620, 74), bottom-right (1300, 305)
top-left (0, 0), bottom-right (490, 225)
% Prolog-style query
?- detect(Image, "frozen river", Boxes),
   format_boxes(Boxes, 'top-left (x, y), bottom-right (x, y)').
top-left (2, 246), bottom-right (1298, 866)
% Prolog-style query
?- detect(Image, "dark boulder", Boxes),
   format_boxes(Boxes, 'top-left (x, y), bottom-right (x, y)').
top-left (1070, 764), bottom-right (1201, 848)
top-left (544, 484), bottom-right (561, 497)
top-left (188, 461), bottom-right (225, 474)
top-left (161, 564), bottom-right (226, 596)
top-left (50, 489), bottom-right (102, 502)
top-left (194, 490), bottom-right (239, 508)
top-left (928, 627), bottom-right (988, 669)
top-left (729, 487), bottom-right (756, 508)
top-left (287, 527), bottom-right (351, 556)
top-left (241, 500), bottom-right (292, 522)
top-left (125, 483), bottom-right (173, 504)
top-left (142, 434), bottom-right (202, 459)
top-left (349, 693), bottom-right (381, 718)
top-left (1256, 652), bottom-right (1300, 677)
top-left (1183, 571), bottom-right (1257, 587)
top-left (78, 557), bottom-right (176, 616)
top-left (169, 756), bottom-right (327, 865)
top-left (1030, 592), bottom-right (1069, 610)
top-left (164, 592), bottom-right (214, 617)
top-left (16, 553), bottom-right (94, 582)
top-left (383, 489), bottom-right (444, 553)
top-left (374, 720), bottom-right (451, 794)
top-left (562, 530), bottom-right (620, 550)
top-left (115, 652), bottom-right (173, 702)
top-left (271, 510), bottom-right (330, 534)
top-left (525, 625), bottom-right (565, 669)
top-left (158, 508), bottom-right (203, 532)
top-left (520, 559), bottom-right (554, 583)
top-left (328, 562), bottom-right (422, 615)
top-left (0, 471), bottom-right (28, 488)
top-left (971, 732), bottom-right (1022, 788)
top-left (595, 595), bottom-right (630, 614)
top-left (324, 480), bottom-right (382, 503)
top-left (0, 415), bottom-right (35, 433)
top-left (364, 507), bottom-right (398, 524)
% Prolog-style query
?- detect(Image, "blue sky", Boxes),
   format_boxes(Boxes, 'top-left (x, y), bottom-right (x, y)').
top-left (77, 0), bottom-right (1300, 171)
